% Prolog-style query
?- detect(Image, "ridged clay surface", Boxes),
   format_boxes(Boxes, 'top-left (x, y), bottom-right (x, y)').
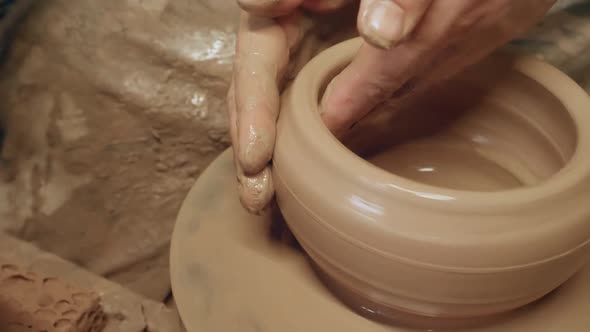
top-left (0, 263), bottom-right (105, 332)
top-left (272, 37), bottom-right (590, 320)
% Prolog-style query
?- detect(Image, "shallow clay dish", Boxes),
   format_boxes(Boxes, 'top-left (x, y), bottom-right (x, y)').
top-left (272, 37), bottom-right (590, 320)
top-left (170, 150), bottom-right (590, 331)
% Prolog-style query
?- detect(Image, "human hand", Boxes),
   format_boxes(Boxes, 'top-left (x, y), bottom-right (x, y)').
top-left (320, 0), bottom-right (557, 137)
top-left (228, 0), bottom-right (556, 214)
top-left (227, 0), bottom-right (354, 214)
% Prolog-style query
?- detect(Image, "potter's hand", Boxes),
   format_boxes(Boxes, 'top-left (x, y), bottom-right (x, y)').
top-left (228, 0), bottom-right (352, 213)
top-left (321, 0), bottom-right (556, 136)
top-left (228, 0), bottom-right (555, 214)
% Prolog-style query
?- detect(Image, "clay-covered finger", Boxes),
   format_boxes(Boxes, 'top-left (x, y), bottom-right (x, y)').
top-left (358, 0), bottom-right (432, 49)
top-left (235, 64), bottom-right (280, 174)
top-left (227, 81), bottom-right (239, 149)
top-left (235, 13), bottom-right (289, 174)
top-left (238, 0), bottom-right (305, 17)
top-left (237, 165), bottom-right (274, 214)
top-left (228, 80), bottom-right (275, 213)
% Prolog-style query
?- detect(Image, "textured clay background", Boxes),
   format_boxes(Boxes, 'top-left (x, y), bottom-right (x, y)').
top-left (0, 0), bottom-right (238, 301)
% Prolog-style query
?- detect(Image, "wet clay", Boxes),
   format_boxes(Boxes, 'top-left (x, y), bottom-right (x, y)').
top-left (0, 263), bottom-right (105, 332)
top-left (170, 149), bottom-right (590, 331)
top-left (347, 66), bottom-right (575, 191)
top-left (272, 38), bottom-right (590, 320)
top-left (0, 233), bottom-right (185, 332)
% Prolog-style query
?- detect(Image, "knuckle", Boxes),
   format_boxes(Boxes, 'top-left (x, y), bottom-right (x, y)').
top-left (369, 80), bottom-right (395, 101)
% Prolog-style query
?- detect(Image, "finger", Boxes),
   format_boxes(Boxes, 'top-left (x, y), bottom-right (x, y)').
top-left (321, 0), bottom-right (466, 135)
top-left (357, 0), bottom-right (433, 49)
top-left (320, 42), bottom-right (428, 137)
top-left (321, 0), bottom-right (551, 137)
top-left (238, 0), bottom-right (305, 17)
top-left (227, 80), bottom-right (275, 214)
top-left (302, 0), bottom-right (355, 13)
top-left (235, 12), bottom-right (289, 174)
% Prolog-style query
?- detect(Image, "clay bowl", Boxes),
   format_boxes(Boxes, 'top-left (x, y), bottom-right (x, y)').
top-left (272, 37), bottom-right (590, 322)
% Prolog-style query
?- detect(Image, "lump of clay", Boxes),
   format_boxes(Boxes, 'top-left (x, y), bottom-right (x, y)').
top-left (0, 263), bottom-right (105, 332)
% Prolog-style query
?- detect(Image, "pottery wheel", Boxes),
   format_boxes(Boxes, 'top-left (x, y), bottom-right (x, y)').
top-left (170, 149), bottom-right (590, 332)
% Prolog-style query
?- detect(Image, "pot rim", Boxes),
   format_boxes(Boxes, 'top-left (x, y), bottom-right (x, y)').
top-left (290, 37), bottom-right (590, 211)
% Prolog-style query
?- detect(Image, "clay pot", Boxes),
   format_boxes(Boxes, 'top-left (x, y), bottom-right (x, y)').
top-left (273, 37), bottom-right (590, 320)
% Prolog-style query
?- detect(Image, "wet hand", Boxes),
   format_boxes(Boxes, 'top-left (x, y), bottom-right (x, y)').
top-left (227, 0), bottom-right (353, 214)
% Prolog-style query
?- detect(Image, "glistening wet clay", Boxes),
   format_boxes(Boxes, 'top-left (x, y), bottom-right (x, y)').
top-left (272, 37), bottom-right (590, 320)
top-left (341, 67), bottom-right (577, 191)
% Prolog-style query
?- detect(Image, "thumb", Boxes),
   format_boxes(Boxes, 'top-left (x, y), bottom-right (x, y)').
top-left (358, 0), bottom-right (432, 49)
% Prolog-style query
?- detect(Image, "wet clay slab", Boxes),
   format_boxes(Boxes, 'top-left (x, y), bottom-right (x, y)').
top-left (170, 149), bottom-right (590, 332)
top-left (0, 263), bottom-right (105, 332)
top-left (0, 234), bottom-right (184, 332)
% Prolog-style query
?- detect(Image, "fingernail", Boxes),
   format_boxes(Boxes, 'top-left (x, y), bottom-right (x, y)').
top-left (361, 0), bottom-right (405, 49)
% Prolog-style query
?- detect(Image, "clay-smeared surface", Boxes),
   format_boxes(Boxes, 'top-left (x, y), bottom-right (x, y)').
top-left (0, 233), bottom-right (185, 332)
top-left (0, 263), bottom-right (105, 332)
top-left (170, 149), bottom-right (590, 332)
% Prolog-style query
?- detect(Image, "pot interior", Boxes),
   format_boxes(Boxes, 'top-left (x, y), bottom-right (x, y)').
top-left (326, 55), bottom-right (578, 191)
